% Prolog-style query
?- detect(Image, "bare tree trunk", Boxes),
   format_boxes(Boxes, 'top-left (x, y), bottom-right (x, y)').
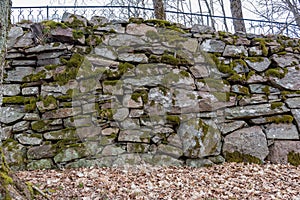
top-left (230, 0), bottom-right (246, 32)
top-left (0, 0), bottom-right (34, 199)
top-left (152, 0), bottom-right (166, 20)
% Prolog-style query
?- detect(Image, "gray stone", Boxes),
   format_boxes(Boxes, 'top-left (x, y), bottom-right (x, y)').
top-left (14, 32), bottom-right (34, 48)
top-left (129, 109), bottom-right (144, 118)
top-left (248, 46), bottom-right (263, 56)
top-left (190, 64), bottom-right (210, 78)
top-left (15, 133), bottom-right (43, 145)
top-left (249, 84), bottom-right (280, 94)
top-left (0, 126), bottom-right (12, 141)
top-left (126, 23), bottom-right (157, 36)
top-left (191, 24), bottom-right (214, 33)
top-left (167, 133), bottom-right (182, 149)
top-left (270, 66), bottom-right (300, 90)
top-left (27, 159), bottom-right (53, 170)
top-left (94, 46), bottom-right (117, 60)
top-left (118, 129), bottom-right (151, 143)
top-left (54, 144), bottom-right (91, 163)
top-left (181, 38), bottom-right (199, 53)
top-left (42, 108), bottom-right (79, 119)
top-left (43, 128), bottom-right (78, 140)
top-left (222, 126), bottom-right (269, 162)
top-left (7, 26), bottom-right (24, 48)
top-left (157, 144), bottom-right (183, 158)
top-left (112, 154), bottom-right (143, 166)
top-left (219, 120), bottom-right (246, 135)
top-left (267, 141), bottom-right (300, 164)
top-left (22, 87), bottom-right (39, 95)
top-left (177, 118), bottom-right (221, 158)
top-left (50, 27), bottom-right (85, 44)
top-left (238, 94), bottom-right (268, 106)
top-left (233, 62), bottom-right (249, 73)
top-left (5, 67), bottom-right (34, 82)
top-left (285, 97), bottom-right (300, 108)
top-left (265, 124), bottom-right (299, 140)
top-left (113, 107), bottom-right (129, 121)
top-left (291, 109), bottom-right (300, 130)
top-left (3, 84), bottom-right (20, 96)
top-left (25, 43), bottom-right (67, 53)
top-left (101, 127), bottom-right (119, 136)
top-left (247, 74), bottom-right (268, 83)
top-left (108, 34), bottom-right (146, 47)
top-left (118, 53), bottom-right (148, 63)
top-left (89, 16), bottom-right (109, 26)
top-left (0, 107), bottom-right (24, 124)
top-left (271, 54), bottom-right (299, 68)
top-left (37, 57), bottom-right (60, 66)
top-left (11, 59), bottom-right (36, 66)
top-left (75, 126), bottom-right (101, 140)
top-left (37, 51), bottom-right (65, 60)
top-left (23, 113), bottom-right (40, 121)
top-left (151, 154), bottom-right (183, 166)
top-left (186, 158), bottom-right (214, 167)
top-left (245, 57), bottom-right (271, 72)
top-left (225, 103), bottom-right (289, 119)
top-left (27, 145), bottom-right (57, 159)
top-left (96, 24), bottom-right (125, 34)
top-left (101, 144), bottom-right (126, 156)
top-left (6, 53), bottom-right (24, 59)
top-left (12, 121), bottom-right (29, 132)
top-left (200, 39), bottom-right (226, 53)
top-left (122, 95), bottom-right (143, 108)
top-left (223, 45), bottom-right (248, 57)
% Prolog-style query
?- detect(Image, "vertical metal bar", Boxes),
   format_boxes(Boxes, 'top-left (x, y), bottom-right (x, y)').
top-left (128, 4), bottom-right (130, 19)
top-left (286, 22), bottom-right (288, 36)
top-left (47, 5), bottom-right (49, 20)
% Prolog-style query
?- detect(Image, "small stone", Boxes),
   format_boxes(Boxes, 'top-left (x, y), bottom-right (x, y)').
top-left (12, 121), bottom-right (30, 132)
top-left (3, 84), bottom-right (20, 96)
top-left (22, 87), bottom-right (39, 95)
top-left (265, 124), bottom-right (299, 140)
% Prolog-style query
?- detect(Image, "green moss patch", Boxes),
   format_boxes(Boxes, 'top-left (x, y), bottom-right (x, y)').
top-left (166, 115), bottom-right (180, 126)
top-left (266, 115), bottom-right (293, 124)
top-left (287, 151), bottom-right (300, 166)
top-left (103, 62), bottom-right (134, 79)
top-left (131, 90), bottom-right (148, 104)
top-left (265, 68), bottom-right (287, 79)
top-left (224, 151), bottom-right (262, 164)
top-left (270, 102), bottom-right (283, 110)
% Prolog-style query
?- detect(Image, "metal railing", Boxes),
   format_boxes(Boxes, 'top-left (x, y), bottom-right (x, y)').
top-left (11, 5), bottom-right (299, 37)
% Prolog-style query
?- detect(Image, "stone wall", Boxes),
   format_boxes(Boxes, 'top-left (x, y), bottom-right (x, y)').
top-left (1, 14), bottom-right (300, 170)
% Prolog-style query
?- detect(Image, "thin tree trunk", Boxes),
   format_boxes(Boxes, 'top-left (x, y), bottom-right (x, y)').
top-left (152, 0), bottom-right (166, 20)
top-left (0, 0), bottom-right (34, 199)
top-left (230, 0), bottom-right (246, 32)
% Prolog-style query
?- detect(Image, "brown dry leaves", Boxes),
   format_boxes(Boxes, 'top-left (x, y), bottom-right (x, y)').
top-left (17, 162), bottom-right (300, 200)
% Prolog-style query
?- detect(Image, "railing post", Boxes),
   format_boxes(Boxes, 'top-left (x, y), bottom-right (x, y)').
top-left (286, 22), bottom-right (289, 36)
top-left (46, 5), bottom-right (49, 20)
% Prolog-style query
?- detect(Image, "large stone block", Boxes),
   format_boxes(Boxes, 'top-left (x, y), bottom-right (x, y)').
top-left (223, 126), bottom-right (269, 162)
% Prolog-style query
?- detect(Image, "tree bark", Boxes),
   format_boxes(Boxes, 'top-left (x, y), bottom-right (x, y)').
top-left (229, 0), bottom-right (246, 32)
top-left (152, 0), bottom-right (166, 20)
top-left (0, 0), bottom-right (34, 199)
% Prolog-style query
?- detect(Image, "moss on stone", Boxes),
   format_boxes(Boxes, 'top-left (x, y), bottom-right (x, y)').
top-left (270, 102), bottom-right (283, 110)
top-left (103, 62), bottom-right (134, 79)
top-left (131, 90), bottom-right (148, 104)
top-left (253, 38), bottom-right (268, 56)
top-left (245, 57), bottom-right (264, 62)
top-left (72, 30), bottom-right (84, 40)
top-left (166, 115), bottom-right (180, 126)
top-left (42, 95), bottom-right (57, 107)
top-left (23, 70), bottom-right (47, 82)
top-left (149, 54), bottom-right (161, 63)
top-left (3, 96), bottom-right (24, 104)
top-left (262, 86), bottom-right (270, 96)
top-left (266, 115), bottom-right (293, 124)
top-left (265, 67), bottom-right (287, 79)
top-left (227, 73), bottom-right (246, 83)
top-left (44, 64), bottom-right (59, 70)
top-left (287, 151), bottom-right (300, 166)
top-left (161, 53), bottom-right (179, 65)
top-left (64, 15), bottom-right (86, 28)
top-left (212, 91), bottom-right (230, 102)
top-left (144, 19), bottom-right (172, 27)
top-left (179, 70), bottom-right (190, 78)
top-left (224, 151), bottom-right (262, 164)
top-left (31, 120), bottom-right (46, 131)
top-left (42, 20), bottom-right (68, 29)
top-left (98, 109), bottom-right (113, 120)
top-left (145, 30), bottom-right (160, 40)
top-left (24, 97), bottom-right (37, 112)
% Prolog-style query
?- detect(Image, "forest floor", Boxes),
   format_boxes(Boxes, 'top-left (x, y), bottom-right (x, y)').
top-left (17, 162), bottom-right (300, 200)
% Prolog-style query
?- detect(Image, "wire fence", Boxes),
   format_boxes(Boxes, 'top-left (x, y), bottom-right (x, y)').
top-left (11, 5), bottom-right (299, 37)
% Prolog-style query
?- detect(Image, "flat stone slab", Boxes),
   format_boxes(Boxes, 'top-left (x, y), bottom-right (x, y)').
top-left (225, 103), bottom-right (289, 119)
top-left (265, 124), bottom-right (299, 140)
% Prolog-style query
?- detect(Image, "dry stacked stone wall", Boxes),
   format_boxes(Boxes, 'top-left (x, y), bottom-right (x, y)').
top-left (1, 14), bottom-right (300, 170)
